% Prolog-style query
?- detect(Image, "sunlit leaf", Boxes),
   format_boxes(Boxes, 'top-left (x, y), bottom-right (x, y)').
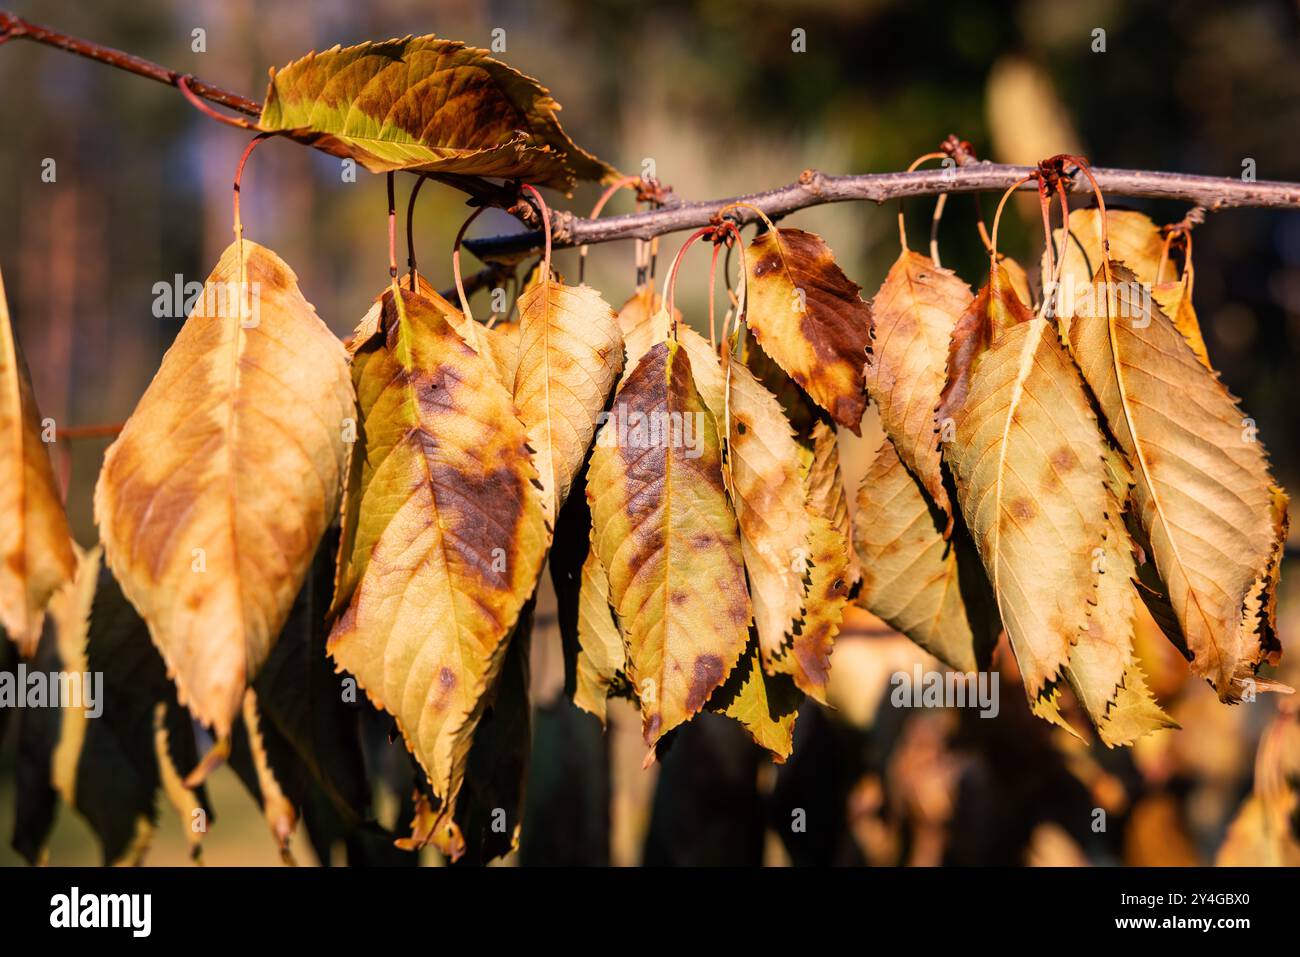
top-left (1068, 262), bottom-right (1288, 701)
top-left (513, 278), bottom-right (623, 523)
top-left (744, 227), bottom-right (871, 432)
top-left (94, 240), bottom-right (353, 743)
top-left (259, 36), bottom-right (616, 191)
top-left (328, 285), bottom-right (547, 856)
top-left (865, 250), bottom-right (973, 524)
top-left (0, 265), bottom-right (75, 655)
top-left (587, 339), bottom-right (751, 749)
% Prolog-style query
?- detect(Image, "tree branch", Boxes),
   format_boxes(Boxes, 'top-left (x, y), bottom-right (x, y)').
top-left (464, 166), bottom-right (1300, 263)
top-left (5, 7), bottom-right (1300, 269)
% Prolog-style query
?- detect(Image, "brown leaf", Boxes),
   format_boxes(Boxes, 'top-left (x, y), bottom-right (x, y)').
top-left (259, 36), bottom-right (616, 191)
top-left (745, 227), bottom-right (871, 432)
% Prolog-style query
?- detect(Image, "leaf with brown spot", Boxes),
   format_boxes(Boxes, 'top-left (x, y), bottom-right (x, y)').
top-left (94, 241), bottom-right (352, 742)
top-left (744, 227), bottom-right (871, 432)
top-left (328, 285), bottom-right (547, 856)
top-left (865, 250), bottom-right (973, 525)
top-left (258, 36), bottom-right (616, 191)
top-left (719, 352), bottom-right (810, 678)
top-left (938, 264), bottom-right (1125, 703)
top-left (801, 419), bottom-right (861, 589)
top-left (1068, 262), bottom-right (1289, 701)
top-left (0, 265), bottom-right (75, 654)
top-left (513, 278), bottom-right (623, 524)
top-left (775, 513), bottom-right (849, 703)
top-left (852, 438), bottom-right (998, 674)
top-left (587, 339), bottom-right (751, 748)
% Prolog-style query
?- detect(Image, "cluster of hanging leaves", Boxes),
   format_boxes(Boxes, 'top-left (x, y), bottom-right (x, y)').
top-left (0, 33), bottom-right (1290, 865)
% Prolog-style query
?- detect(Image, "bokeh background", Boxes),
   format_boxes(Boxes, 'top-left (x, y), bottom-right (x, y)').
top-left (2, 0), bottom-right (1299, 865)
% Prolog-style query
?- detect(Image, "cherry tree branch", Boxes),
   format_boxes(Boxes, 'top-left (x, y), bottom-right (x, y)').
top-left (5, 7), bottom-right (1300, 268)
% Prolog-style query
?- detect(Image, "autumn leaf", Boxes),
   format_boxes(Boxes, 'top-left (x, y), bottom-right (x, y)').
top-left (1152, 270), bottom-right (1212, 371)
top-left (775, 513), bottom-right (850, 702)
top-left (94, 240), bottom-right (353, 743)
top-left (0, 265), bottom-right (75, 655)
top-left (1068, 263), bottom-right (1289, 701)
top-left (719, 351), bottom-right (810, 678)
top-left (865, 250), bottom-right (974, 525)
top-left (587, 339), bottom-right (751, 749)
top-left (744, 226), bottom-right (872, 432)
top-left (802, 418), bottom-right (861, 589)
top-left (572, 541), bottom-right (626, 724)
top-left (1050, 208), bottom-right (1167, 339)
top-left (938, 264), bottom-right (1126, 701)
top-left (707, 637), bottom-right (800, 761)
top-left (853, 438), bottom-right (998, 674)
top-left (328, 285), bottom-right (547, 855)
top-left (258, 35), bottom-right (616, 191)
top-left (1029, 449), bottom-right (1177, 746)
top-left (617, 287), bottom-right (675, 384)
top-left (513, 278), bottom-right (623, 523)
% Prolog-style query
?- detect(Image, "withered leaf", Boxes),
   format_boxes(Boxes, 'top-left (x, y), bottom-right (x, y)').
top-left (0, 265), bottom-right (75, 654)
top-left (513, 278), bottom-right (623, 524)
top-left (744, 227), bottom-right (871, 432)
top-left (328, 285), bottom-right (547, 854)
top-left (865, 250), bottom-right (973, 524)
top-left (94, 240), bottom-right (353, 742)
top-left (259, 36), bottom-right (616, 191)
top-left (1069, 263), bottom-right (1288, 701)
top-left (587, 339), bottom-right (751, 748)
top-left (572, 540), bottom-right (625, 725)
top-left (938, 265), bottom-right (1125, 701)
top-left (707, 637), bottom-right (800, 762)
top-left (853, 438), bottom-right (998, 674)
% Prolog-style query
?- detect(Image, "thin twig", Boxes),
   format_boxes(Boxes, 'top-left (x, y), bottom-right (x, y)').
top-left (6, 6), bottom-right (1300, 270)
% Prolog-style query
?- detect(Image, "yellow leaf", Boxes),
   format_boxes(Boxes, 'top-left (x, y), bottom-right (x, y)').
top-left (776, 513), bottom-right (849, 703)
top-left (513, 278), bottom-right (623, 523)
top-left (616, 287), bottom-right (674, 384)
top-left (94, 241), bottom-right (352, 740)
top-left (802, 419), bottom-right (861, 589)
top-left (573, 541), bottom-right (625, 725)
top-left (938, 265), bottom-right (1123, 701)
top-left (1051, 209), bottom-right (1167, 339)
top-left (853, 438), bottom-right (997, 673)
top-left (587, 339), bottom-right (751, 748)
top-left (865, 250), bottom-right (973, 524)
top-left (0, 265), bottom-right (75, 654)
top-left (720, 352), bottom-right (810, 677)
top-left (49, 544), bottom-right (102, 805)
top-left (328, 285), bottom-right (547, 852)
top-left (745, 227), bottom-right (872, 432)
top-left (1151, 272), bottom-right (1212, 371)
top-left (1069, 263), bottom-right (1288, 700)
top-left (708, 637), bottom-right (800, 762)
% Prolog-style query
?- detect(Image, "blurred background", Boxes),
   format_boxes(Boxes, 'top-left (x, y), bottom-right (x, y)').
top-left (1, 0), bottom-right (1299, 865)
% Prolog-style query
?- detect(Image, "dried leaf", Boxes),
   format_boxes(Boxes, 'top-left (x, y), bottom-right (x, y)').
top-left (0, 265), bottom-right (75, 654)
top-left (745, 227), bottom-right (871, 432)
top-left (938, 265), bottom-right (1125, 701)
top-left (707, 638), bottom-right (800, 761)
top-left (328, 285), bottom-right (547, 854)
top-left (721, 353), bottom-right (810, 676)
top-left (616, 288), bottom-right (674, 384)
top-left (94, 240), bottom-right (352, 741)
top-left (865, 250), bottom-right (973, 523)
top-left (802, 419), bottom-right (860, 589)
top-left (587, 339), bottom-right (751, 748)
top-left (259, 36), bottom-right (615, 191)
top-left (573, 541), bottom-right (625, 724)
top-left (1151, 272), bottom-right (1212, 371)
top-left (853, 438), bottom-right (998, 673)
top-left (513, 278), bottom-right (623, 523)
top-left (1068, 263), bottom-right (1288, 700)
